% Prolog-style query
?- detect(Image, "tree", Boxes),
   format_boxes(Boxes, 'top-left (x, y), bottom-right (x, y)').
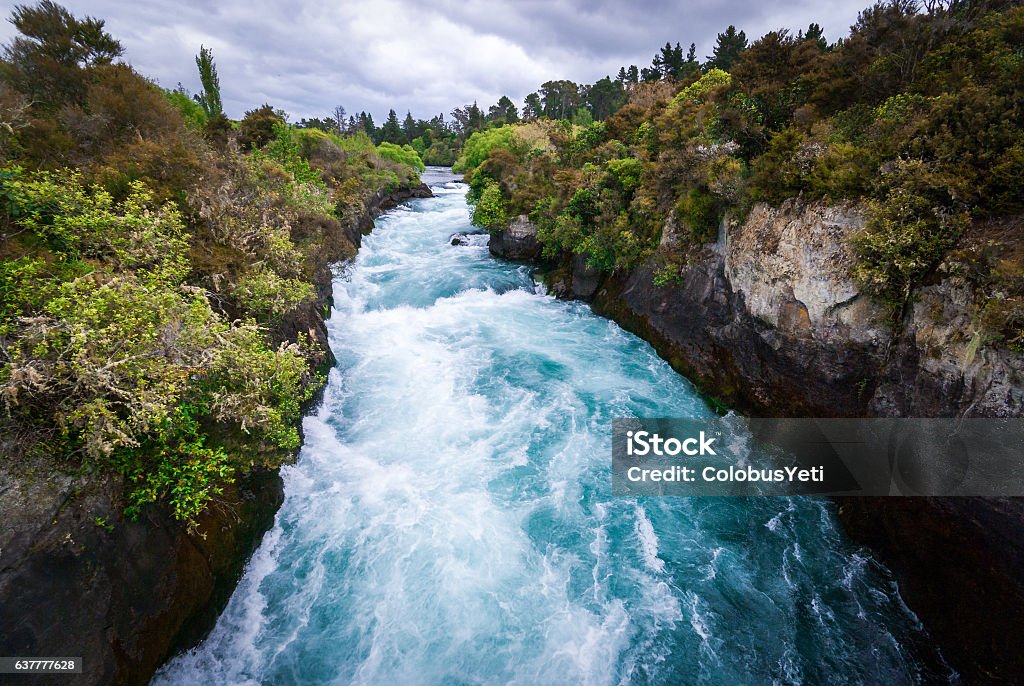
top-left (803, 22), bottom-right (827, 51)
top-left (732, 29), bottom-right (824, 132)
top-left (194, 45), bottom-right (223, 118)
top-left (1, 0), bottom-right (123, 106)
top-left (586, 76), bottom-right (626, 120)
top-left (539, 80), bottom-right (581, 119)
top-left (358, 111), bottom-right (375, 138)
top-left (523, 92), bottom-right (541, 120)
top-left (402, 110), bottom-right (416, 139)
top-left (333, 104), bottom-right (346, 133)
top-left (380, 108), bottom-right (403, 144)
top-left (488, 95), bottom-right (519, 124)
top-left (707, 25), bottom-right (748, 71)
top-left (238, 103), bottom-right (283, 149)
top-left (627, 65), bottom-right (639, 83)
top-left (684, 42), bottom-right (700, 77)
top-left (450, 102), bottom-right (484, 137)
top-left (653, 41), bottom-right (685, 79)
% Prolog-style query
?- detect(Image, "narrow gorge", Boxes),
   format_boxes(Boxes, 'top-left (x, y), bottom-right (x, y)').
top-left (154, 170), bottom-right (952, 685)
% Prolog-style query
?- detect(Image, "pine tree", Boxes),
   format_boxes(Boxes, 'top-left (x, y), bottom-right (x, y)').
top-left (488, 95), bottom-right (519, 123)
top-left (804, 22), bottom-right (827, 50)
top-left (381, 108), bottom-right (403, 144)
top-left (706, 25), bottom-right (748, 71)
top-left (402, 110), bottom-right (415, 139)
top-left (359, 112), bottom-right (375, 138)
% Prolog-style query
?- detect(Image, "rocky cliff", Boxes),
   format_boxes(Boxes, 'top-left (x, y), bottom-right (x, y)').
top-left (0, 182), bottom-right (432, 686)
top-left (503, 199), bottom-right (1024, 683)
top-left (488, 214), bottom-right (542, 260)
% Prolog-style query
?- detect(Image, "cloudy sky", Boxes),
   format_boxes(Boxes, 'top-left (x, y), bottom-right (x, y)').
top-left (0, 0), bottom-right (869, 122)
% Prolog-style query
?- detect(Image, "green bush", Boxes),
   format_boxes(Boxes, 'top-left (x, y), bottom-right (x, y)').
top-left (238, 104), bottom-right (284, 149)
top-left (605, 157), bottom-right (644, 193)
top-left (674, 187), bottom-right (721, 243)
top-left (453, 125), bottom-right (520, 172)
top-left (470, 181), bottom-right (508, 231)
top-left (853, 169), bottom-right (969, 309)
top-left (0, 168), bottom-right (318, 528)
top-left (233, 264), bottom-right (315, 318)
top-left (163, 88), bottom-right (207, 130)
top-left (672, 68), bottom-right (732, 106)
top-left (257, 122), bottom-right (327, 189)
top-left (376, 141), bottom-right (425, 172)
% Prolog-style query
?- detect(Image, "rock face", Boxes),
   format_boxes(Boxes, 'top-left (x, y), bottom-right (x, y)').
top-left (544, 199), bottom-right (1024, 683)
top-left (488, 215), bottom-right (541, 260)
top-left (0, 182), bottom-right (433, 686)
top-left (0, 463), bottom-right (282, 686)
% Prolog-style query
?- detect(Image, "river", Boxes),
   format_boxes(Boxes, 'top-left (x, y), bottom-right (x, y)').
top-left (154, 168), bottom-right (946, 685)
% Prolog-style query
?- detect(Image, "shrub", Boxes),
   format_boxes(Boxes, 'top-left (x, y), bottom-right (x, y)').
top-left (0, 168), bottom-right (319, 528)
top-left (239, 104), bottom-right (284, 149)
top-left (674, 187), bottom-right (721, 243)
top-left (453, 125), bottom-right (520, 172)
top-left (672, 68), bottom-right (732, 106)
top-left (852, 166), bottom-right (969, 309)
top-left (163, 88), bottom-right (207, 130)
top-left (232, 264), bottom-right (315, 318)
top-left (605, 157), bottom-right (644, 193)
top-left (114, 405), bottom-right (234, 530)
top-left (376, 141), bottom-right (424, 172)
top-left (470, 180), bottom-right (508, 231)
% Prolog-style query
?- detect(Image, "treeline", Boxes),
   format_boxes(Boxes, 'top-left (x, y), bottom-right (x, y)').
top-left (461, 0), bottom-right (1023, 351)
top-left (404, 23), bottom-right (797, 144)
top-left (0, 2), bottom-right (423, 526)
top-left (290, 107), bottom-right (460, 167)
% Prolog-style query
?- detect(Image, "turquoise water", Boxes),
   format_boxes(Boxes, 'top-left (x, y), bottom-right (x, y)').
top-left (155, 170), bottom-right (946, 685)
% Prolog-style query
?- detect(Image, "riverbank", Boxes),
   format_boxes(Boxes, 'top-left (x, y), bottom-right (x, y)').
top-left (0, 179), bottom-right (431, 686)
top-left (490, 202), bottom-right (1024, 684)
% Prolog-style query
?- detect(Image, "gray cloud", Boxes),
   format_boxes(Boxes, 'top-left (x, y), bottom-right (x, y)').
top-left (0, 0), bottom-right (869, 122)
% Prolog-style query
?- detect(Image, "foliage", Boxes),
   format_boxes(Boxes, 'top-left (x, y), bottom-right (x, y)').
top-left (238, 104), bottom-right (284, 150)
top-left (605, 157), bottom-right (644, 193)
top-left (376, 141), bottom-right (424, 172)
top-left (470, 180), bottom-right (508, 232)
top-left (163, 87), bottom-right (207, 130)
top-left (453, 125), bottom-right (520, 173)
top-left (0, 1), bottom-right (434, 529)
top-left (672, 68), bottom-right (732, 105)
top-left (194, 45), bottom-right (223, 118)
top-left (457, 0), bottom-right (1024, 335)
top-left (0, 0), bottom-right (122, 107)
top-left (232, 264), bottom-right (315, 318)
top-left (257, 122), bottom-right (327, 189)
top-left (114, 405), bottom-right (234, 529)
top-left (852, 164), bottom-right (969, 309)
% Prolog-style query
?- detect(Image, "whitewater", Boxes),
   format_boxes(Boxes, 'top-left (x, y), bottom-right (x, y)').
top-left (155, 168), bottom-right (946, 685)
